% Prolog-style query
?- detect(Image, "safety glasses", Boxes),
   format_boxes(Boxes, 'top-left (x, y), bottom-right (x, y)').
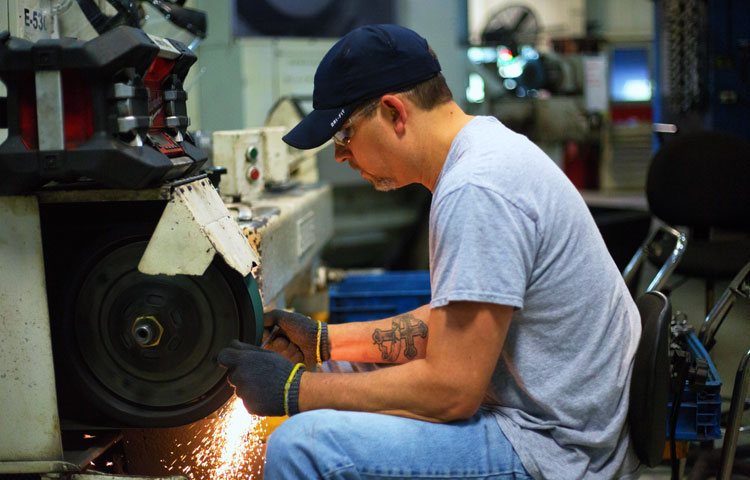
top-left (332, 101), bottom-right (379, 147)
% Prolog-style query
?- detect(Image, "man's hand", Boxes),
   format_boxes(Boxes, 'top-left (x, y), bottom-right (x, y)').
top-left (263, 310), bottom-right (330, 368)
top-left (261, 327), bottom-right (305, 365)
top-left (218, 340), bottom-right (304, 417)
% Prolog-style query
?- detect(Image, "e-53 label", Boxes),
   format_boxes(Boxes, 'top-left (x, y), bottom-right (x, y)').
top-left (17, 1), bottom-right (54, 41)
top-left (24, 7), bottom-right (48, 32)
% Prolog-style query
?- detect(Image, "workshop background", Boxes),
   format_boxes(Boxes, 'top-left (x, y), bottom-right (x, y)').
top-left (1, 0), bottom-right (749, 479)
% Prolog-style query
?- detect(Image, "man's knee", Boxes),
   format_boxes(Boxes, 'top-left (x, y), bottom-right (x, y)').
top-left (266, 409), bottom-right (332, 458)
top-left (265, 410), bottom-right (353, 478)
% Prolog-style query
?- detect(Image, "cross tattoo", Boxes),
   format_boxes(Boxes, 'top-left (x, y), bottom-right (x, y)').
top-left (372, 316), bottom-right (428, 361)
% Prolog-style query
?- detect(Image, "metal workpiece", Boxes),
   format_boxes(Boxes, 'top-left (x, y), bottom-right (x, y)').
top-left (0, 196), bottom-right (63, 464)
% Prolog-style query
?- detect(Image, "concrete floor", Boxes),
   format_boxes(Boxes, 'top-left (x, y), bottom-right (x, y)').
top-left (638, 446), bottom-right (750, 480)
top-left (640, 465), bottom-right (681, 480)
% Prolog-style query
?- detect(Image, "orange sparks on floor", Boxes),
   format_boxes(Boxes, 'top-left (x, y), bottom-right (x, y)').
top-left (161, 396), bottom-right (267, 479)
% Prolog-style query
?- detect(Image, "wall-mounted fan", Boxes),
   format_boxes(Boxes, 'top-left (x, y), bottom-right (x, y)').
top-left (481, 4), bottom-right (541, 55)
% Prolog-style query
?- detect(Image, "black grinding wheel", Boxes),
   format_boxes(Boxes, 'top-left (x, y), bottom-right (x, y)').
top-left (58, 238), bottom-right (261, 427)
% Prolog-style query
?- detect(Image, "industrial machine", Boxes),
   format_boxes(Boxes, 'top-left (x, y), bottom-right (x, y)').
top-left (0, 25), bottom-right (207, 193)
top-left (0, 3), bottom-right (333, 478)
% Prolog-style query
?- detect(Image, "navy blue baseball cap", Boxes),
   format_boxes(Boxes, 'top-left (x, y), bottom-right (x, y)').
top-left (282, 24), bottom-right (441, 150)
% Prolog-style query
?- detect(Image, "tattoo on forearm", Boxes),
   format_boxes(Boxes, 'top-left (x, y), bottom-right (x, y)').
top-left (372, 314), bottom-right (428, 361)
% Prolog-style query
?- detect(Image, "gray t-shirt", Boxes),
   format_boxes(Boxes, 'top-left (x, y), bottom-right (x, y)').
top-left (429, 116), bottom-right (641, 479)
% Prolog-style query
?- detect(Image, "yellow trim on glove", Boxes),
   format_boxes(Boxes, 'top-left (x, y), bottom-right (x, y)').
top-left (284, 363), bottom-right (305, 416)
top-left (316, 320), bottom-right (323, 365)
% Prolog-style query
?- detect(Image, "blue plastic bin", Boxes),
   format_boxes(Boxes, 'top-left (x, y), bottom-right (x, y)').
top-left (328, 271), bottom-right (431, 323)
top-left (667, 331), bottom-right (723, 441)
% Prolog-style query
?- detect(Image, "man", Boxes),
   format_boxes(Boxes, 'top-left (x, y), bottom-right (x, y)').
top-left (218, 24), bottom-right (642, 479)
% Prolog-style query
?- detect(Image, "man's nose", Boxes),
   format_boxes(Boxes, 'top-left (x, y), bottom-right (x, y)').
top-left (334, 143), bottom-right (352, 163)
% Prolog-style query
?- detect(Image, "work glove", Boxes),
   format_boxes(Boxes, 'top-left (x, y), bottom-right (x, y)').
top-left (261, 328), bottom-right (305, 365)
top-left (263, 310), bottom-right (330, 369)
top-left (218, 340), bottom-right (305, 417)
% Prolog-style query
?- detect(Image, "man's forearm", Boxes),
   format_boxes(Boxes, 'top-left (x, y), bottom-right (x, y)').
top-left (299, 358), bottom-right (470, 423)
top-left (298, 302), bottom-right (512, 423)
top-left (328, 304), bottom-right (430, 363)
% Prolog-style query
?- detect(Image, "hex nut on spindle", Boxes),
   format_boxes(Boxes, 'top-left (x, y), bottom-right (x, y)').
top-left (131, 315), bottom-right (164, 348)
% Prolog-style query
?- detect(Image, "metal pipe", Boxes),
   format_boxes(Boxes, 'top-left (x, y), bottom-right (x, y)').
top-left (699, 261), bottom-right (750, 349)
top-left (647, 227), bottom-right (688, 292)
top-left (622, 232), bottom-right (651, 286)
top-left (622, 222), bottom-right (686, 291)
top-left (718, 349), bottom-right (750, 480)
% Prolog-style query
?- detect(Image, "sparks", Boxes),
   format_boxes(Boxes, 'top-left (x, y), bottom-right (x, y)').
top-left (161, 396), bottom-right (267, 479)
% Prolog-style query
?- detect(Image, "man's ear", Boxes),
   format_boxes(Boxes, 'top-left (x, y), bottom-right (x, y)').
top-left (380, 94), bottom-right (407, 135)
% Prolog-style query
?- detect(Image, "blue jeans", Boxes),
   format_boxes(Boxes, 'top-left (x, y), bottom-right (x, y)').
top-left (264, 407), bottom-right (532, 480)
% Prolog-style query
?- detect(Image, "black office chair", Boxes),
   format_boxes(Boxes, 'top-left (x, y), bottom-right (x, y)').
top-left (630, 290), bottom-right (672, 468)
top-left (637, 131), bottom-right (750, 307)
top-left (626, 131), bottom-right (750, 479)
